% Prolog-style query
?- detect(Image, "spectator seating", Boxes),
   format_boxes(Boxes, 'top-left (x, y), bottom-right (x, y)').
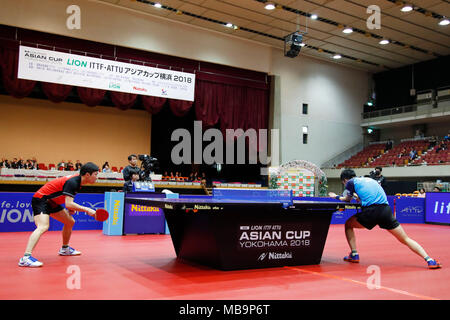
top-left (336, 137), bottom-right (450, 168)
top-left (337, 143), bottom-right (385, 168)
top-left (411, 140), bottom-right (450, 165)
top-left (370, 139), bottom-right (429, 167)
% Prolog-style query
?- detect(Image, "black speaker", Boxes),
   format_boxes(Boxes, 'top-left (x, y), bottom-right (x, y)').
top-left (284, 32), bottom-right (303, 58)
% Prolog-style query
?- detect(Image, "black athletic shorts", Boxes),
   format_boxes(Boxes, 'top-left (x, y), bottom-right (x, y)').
top-left (31, 197), bottom-right (64, 216)
top-left (355, 204), bottom-right (400, 230)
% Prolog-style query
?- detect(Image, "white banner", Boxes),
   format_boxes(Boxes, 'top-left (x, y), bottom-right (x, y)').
top-left (17, 45), bottom-right (195, 101)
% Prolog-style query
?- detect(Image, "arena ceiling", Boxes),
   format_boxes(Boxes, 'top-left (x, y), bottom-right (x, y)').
top-left (98, 0), bottom-right (450, 72)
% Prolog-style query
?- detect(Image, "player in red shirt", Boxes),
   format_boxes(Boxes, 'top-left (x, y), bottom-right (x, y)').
top-left (18, 162), bottom-right (99, 267)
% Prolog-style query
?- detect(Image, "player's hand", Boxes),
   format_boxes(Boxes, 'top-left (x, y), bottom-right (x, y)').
top-left (328, 192), bottom-right (337, 198)
top-left (86, 208), bottom-right (96, 217)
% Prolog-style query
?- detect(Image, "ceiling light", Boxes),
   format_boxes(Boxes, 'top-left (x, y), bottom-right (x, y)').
top-left (332, 54), bottom-right (342, 59)
top-left (343, 27), bottom-right (353, 34)
top-left (379, 39), bottom-right (389, 45)
top-left (153, 2), bottom-right (162, 8)
top-left (310, 14), bottom-right (318, 20)
top-left (439, 18), bottom-right (449, 26)
top-left (264, 2), bottom-right (276, 10)
top-left (401, 4), bottom-right (413, 12)
top-left (225, 23), bottom-right (233, 28)
top-left (299, 43), bottom-right (306, 47)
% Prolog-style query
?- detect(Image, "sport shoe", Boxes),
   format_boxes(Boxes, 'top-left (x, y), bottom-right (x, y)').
top-left (427, 259), bottom-right (442, 269)
top-left (58, 246), bottom-right (81, 256)
top-left (343, 252), bottom-right (360, 263)
top-left (18, 255), bottom-right (43, 267)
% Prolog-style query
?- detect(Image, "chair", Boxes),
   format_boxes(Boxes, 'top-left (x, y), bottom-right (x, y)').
top-left (111, 166), bottom-right (118, 172)
top-left (48, 164), bottom-right (56, 170)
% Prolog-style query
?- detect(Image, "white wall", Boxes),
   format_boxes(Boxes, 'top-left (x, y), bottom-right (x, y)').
top-left (271, 48), bottom-right (369, 166)
top-left (380, 122), bottom-right (450, 143)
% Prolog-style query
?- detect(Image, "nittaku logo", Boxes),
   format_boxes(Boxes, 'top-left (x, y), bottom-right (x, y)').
top-left (257, 253), bottom-right (267, 261)
top-left (257, 252), bottom-right (292, 261)
top-left (161, 89), bottom-right (168, 96)
top-left (133, 86), bottom-right (147, 92)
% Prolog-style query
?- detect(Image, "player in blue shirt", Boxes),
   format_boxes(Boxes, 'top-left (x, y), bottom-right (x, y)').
top-left (329, 169), bottom-right (441, 269)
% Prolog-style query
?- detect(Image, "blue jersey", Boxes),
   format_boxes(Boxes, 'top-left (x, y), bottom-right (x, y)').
top-left (345, 177), bottom-right (388, 207)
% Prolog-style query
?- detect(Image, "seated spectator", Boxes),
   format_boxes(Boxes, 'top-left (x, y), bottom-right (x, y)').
top-left (10, 158), bottom-right (17, 169)
top-left (11, 157), bottom-right (24, 169)
top-left (384, 140), bottom-right (393, 152)
top-left (409, 148), bottom-right (417, 161)
top-left (75, 160), bottom-right (82, 171)
top-left (428, 136), bottom-right (437, 149)
top-left (433, 186), bottom-right (441, 192)
top-left (169, 172), bottom-right (175, 181)
top-left (24, 159), bottom-right (34, 169)
top-left (66, 160), bottom-right (74, 171)
top-left (436, 141), bottom-right (447, 154)
top-left (0, 158), bottom-right (11, 168)
top-left (417, 188), bottom-right (426, 198)
top-left (123, 169), bottom-right (140, 193)
top-left (200, 172), bottom-right (207, 185)
top-left (175, 172), bottom-right (185, 182)
top-left (18, 158), bottom-right (25, 169)
top-left (187, 172), bottom-right (194, 182)
top-left (57, 160), bottom-right (66, 170)
top-left (102, 162), bottom-right (111, 173)
top-left (31, 157), bottom-right (38, 170)
top-left (444, 131), bottom-right (450, 141)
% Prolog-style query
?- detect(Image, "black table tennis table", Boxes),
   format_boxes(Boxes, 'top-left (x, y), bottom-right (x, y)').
top-left (126, 191), bottom-right (349, 270)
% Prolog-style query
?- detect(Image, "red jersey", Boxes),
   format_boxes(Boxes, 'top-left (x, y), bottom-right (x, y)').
top-left (34, 174), bottom-right (82, 205)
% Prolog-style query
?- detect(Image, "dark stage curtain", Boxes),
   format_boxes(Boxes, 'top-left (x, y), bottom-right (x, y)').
top-left (109, 91), bottom-right (137, 110)
top-left (169, 99), bottom-right (193, 117)
top-left (77, 87), bottom-right (106, 107)
top-left (194, 77), bottom-right (269, 151)
top-left (0, 44), bottom-right (36, 98)
top-left (41, 82), bottom-right (73, 103)
top-left (141, 96), bottom-right (166, 114)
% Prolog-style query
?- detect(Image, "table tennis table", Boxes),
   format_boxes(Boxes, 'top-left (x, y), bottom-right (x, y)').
top-left (126, 189), bottom-right (349, 270)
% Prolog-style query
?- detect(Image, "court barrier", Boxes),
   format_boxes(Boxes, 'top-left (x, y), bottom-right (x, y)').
top-left (3, 192), bottom-right (438, 233)
top-left (0, 192), bottom-right (104, 232)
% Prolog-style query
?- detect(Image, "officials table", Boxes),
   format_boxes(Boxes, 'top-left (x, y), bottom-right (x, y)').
top-left (126, 189), bottom-right (348, 270)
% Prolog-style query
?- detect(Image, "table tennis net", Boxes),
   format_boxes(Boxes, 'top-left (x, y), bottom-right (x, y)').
top-left (212, 188), bottom-right (293, 204)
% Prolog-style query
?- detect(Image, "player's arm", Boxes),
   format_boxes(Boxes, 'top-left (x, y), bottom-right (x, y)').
top-left (329, 179), bottom-right (355, 202)
top-left (65, 196), bottom-right (96, 217)
top-left (62, 178), bottom-right (96, 216)
top-left (329, 190), bottom-right (353, 202)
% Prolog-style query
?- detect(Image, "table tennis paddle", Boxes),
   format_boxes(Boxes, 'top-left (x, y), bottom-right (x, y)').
top-left (95, 208), bottom-right (109, 222)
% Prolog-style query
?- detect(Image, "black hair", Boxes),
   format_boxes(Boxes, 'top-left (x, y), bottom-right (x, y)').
top-left (129, 168), bottom-right (140, 176)
top-left (375, 166), bottom-right (382, 171)
top-left (340, 169), bottom-right (356, 181)
top-left (434, 186), bottom-right (441, 191)
top-left (128, 154), bottom-right (137, 161)
top-left (80, 162), bottom-right (99, 175)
